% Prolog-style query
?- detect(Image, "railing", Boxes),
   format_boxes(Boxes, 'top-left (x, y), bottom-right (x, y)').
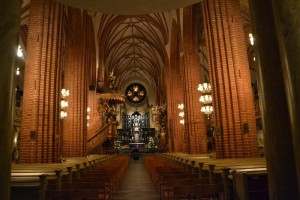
top-left (87, 123), bottom-right (110, 154)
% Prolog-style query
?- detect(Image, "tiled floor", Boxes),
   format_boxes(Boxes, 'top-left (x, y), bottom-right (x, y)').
top-left (114, 155), bottom-right (160, 200)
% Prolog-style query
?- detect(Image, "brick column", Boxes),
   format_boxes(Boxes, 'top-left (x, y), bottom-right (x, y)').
top-left (20, 0), bottom-right (64, 163)
top-left (0, 0), bottom-right (22, 198)
top-left (249, 0), bottom-right (299, 199)
top-left (63, 8), bottom-right (90, 157)
top-left (182, 6), bottom-right (207, 154)
top-left (202, 0), bottom-right (258, 158)
top-left (166, 20), bottom-right (185, 152)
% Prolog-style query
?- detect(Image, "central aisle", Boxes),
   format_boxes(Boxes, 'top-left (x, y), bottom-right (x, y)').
top-left (114, 155), bottom-right (160, 200)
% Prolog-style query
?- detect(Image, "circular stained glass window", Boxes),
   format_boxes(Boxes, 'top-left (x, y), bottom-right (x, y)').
top-left (125, 83), bottom-right (147, 104)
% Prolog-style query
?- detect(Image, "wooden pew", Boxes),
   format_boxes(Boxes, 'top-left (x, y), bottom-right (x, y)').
top-left (11, 155), bottom-right (114, 200)
top-left (11, 174), bottom-right (48, 200)
top-left (12, 163), bottom-right (75, 183)
top-left (163, 178), bottom-right (211, 200)
top-left (154, 154), bottom-right (268, 200)
top-left (45, 189), bottom-right (72, 200)
top-left (192, 157), bottom-right (267, 200)
top-left (62, 181), bottom-right (110, 200)
top-left (12, 169), bottom-right (63, 190)
top-left (172, 183), bottom-right (224, 200)
top-left (232, 169), bottom-right (268, 200)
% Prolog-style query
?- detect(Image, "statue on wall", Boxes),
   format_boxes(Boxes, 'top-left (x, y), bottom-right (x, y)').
top-left (108, 70), bottom-right (116, 89)
top-left (98, 98), bottom-right (119, 124)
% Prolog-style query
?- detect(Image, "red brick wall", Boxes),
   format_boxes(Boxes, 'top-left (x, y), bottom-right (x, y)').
top-left (19, 0), bottom-right (64, 163)
top-left (182, 6), bottom-right (207, 154)
top-left (202, 0), bottom-right (258, 158)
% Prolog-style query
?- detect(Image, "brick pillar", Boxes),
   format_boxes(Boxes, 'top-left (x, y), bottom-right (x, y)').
top-left (202, 0), bottom-right (258, 158)
top-left (0, 0), bottom-right (21, 198)
top-left (249, 0), bottom-right (299, 199)
top-left (182, 6), bottom-right (207, 154)
top-left (63, 8), bottom-right (90, 157)
top-left (20, 0), bottom-right (64, 163)
top-left (166, 20), bottom-right (185, 152)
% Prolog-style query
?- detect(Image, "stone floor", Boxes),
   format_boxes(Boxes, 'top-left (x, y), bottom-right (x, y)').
top-left (113, 155), bottom-right (160, 200)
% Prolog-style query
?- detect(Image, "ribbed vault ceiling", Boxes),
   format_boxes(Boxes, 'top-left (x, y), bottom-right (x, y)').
top-left (97, 14), bottom-right (169, 88)
top-left (52, 0), bottom-right (202, 90)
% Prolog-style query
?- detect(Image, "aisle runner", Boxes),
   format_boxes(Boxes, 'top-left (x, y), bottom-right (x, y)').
top-left (114, 157), bottom-right (160, 200)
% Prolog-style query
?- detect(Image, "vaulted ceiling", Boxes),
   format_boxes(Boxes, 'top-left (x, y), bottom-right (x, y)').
top-left (53, 0), bottom-right (205, 95)
top-left (96, 13), bottom-right (169, 90)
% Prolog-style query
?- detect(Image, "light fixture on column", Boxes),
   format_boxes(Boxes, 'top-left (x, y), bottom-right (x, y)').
top-left (60, 111), bottom-right (67, 119)
top-left (87, 107), bottom-right (90, 126)
top-left (178, 103), bottom-right (184, 124)
top-left (249, 33), bottom-right (254, 45)
top-left (60, 88), bottom-right (69, 119)
top-left (60, 100), bottom-right (68, 109)
top-left (198, 83), bottom-right (213, 118)
top-left (16, 67), bottom-right (20, 75)
top-left (17, 45), bottom-right (23, 57)
top-left (61, 88), bottom-right (70, 98)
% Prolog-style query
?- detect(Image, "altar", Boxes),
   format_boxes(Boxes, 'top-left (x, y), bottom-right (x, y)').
top-left (129, 142), bottom-right (145, 149)
top-left (117, 128), bottom-right (155, 145)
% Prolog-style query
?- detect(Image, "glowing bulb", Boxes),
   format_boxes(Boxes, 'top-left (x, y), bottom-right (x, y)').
top-left (17, 45), bottom-right (23, 57)
top-left (60, 111), bottom-right (67, 119)
top-left (16, 67), bottom-right (20, 75)
top-left (249, 33), bottom-right (254, 45)
top-left (61, 89), bottom-right (70, 97)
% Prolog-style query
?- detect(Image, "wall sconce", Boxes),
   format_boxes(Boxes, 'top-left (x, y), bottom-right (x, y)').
top-left (249, 33), bottom-right (254, 45)
top-left (16, 67), bottom-right (20, 75)
top-left (179, 111), bottom-right (184, 117)
top-left (60, 111), bottom-right (67, 119)
top-left (17, 45), bottom-right (23, 57)
top-left (60, 88), bottom-right (69, 119)
top-left (60, 100), bottom-right (68, 109)
top-left (178, 103), bottom-right (184, 110)
top-left (87, 107), bottom-right (90, 126)
top-left (61, 88), bottom-right (70, 97)
top-left (178, 103), bottom-right (184, 124)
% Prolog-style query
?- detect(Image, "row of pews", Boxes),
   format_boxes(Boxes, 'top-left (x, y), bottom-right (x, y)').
top-left (11, 154), bottom-right (129, 200)
top-left (144, 153), bottom-right (268, 200)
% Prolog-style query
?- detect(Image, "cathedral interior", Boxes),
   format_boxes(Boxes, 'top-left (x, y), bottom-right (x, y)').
top-left (0, 0), bottom-right (300, 199)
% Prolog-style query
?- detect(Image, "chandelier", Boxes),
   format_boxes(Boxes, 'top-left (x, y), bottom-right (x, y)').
top-left (198, 83), bottom-right (213, 118)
